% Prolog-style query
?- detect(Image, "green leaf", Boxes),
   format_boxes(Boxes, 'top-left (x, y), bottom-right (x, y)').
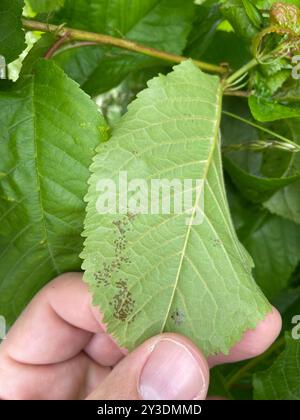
top-left (249, 96), bottom-right (300, 122)
top-left (253, 334), bottom-right (300, 400)
top-left (208, 366), bottom-right (232, 398)
top-left (20, 33), bottom-right (57, 75)
top-left (52, 0), bottom-right (195, 96)
top-left (272, 286), bottom-right (300, 330)
top-left (97, 66), bottom-right (167, 127)
top-left (242, 213), bottom-right (300, 297)
top-left (55, 0), bottom-right (166, 35)
top-left (27, 0), bottom-right (64, 13)
top-left (81, 60), bottom-right (271, 356)
top-left (222, 99), bottom-right (300, 203)
top-left (0, 0), bottom-right (26, 64)
top-left (242, 0), bottom-right (262, 28)
top-left (253, 69), bottom-right (291, 99)
top-left (228, 184), bottom-right (300, 298)
top-left (0, 59), bottom-right (107, 323)
top-left (274, 79), bottom-right (300, 103)
top-left (226, 180), bottom-right (258, 231)
top-left (264, 119), bottom-right (300, 224)
top-left (254, 1), bottom-right (300, 9)
top-left (265, 180), bottom-right (300, 224)
top-left (223, 154), bottom-right (300, 203)
top-left (199, 30), bottom-right (251, 71)
top-left (185, 1), bottom-right (222, 60)
top-left (220, 0), bottom-right (259, 40)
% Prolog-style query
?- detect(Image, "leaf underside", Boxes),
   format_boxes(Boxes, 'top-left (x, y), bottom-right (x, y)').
top-left (81, 60), bottom-right (271, 356)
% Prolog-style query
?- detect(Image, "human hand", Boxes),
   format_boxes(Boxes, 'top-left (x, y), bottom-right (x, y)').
top-left (0, 272), bottom-right (281, 400)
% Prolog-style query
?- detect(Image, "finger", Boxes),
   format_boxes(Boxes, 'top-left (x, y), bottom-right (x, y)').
top-left (0, 352), bottom-right (110, 400)
top-left (0, 272), bottom-right (123, 366)
top-left (84, 332), bottom-right (124, 367)
top-left (87, 333), bottom-right (209, 401)
top-left (208, 307), bottom-right (282, 367)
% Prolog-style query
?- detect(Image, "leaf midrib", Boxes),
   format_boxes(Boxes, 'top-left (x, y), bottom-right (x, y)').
top-left (160, 81), bottom-right (223, 333)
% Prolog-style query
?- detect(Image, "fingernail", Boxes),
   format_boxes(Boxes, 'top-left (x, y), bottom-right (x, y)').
top-left (139, 338), bottom-right (208, 400)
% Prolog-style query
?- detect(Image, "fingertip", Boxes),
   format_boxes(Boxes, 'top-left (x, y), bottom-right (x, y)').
top-left (208, 306), bottom-right (282, 367)
top-left (159, 333), bottom-right (210, 377)
top-left (87, 332), bottom-right (210, 400)
top-left (84, 332), bottom-right (124, 366)
top-left (138, 333), bottom-right (209, 400)
top-left (46, 272), bottom-right (104, 333)
top-left (241, 306), bottom-right (282, 356)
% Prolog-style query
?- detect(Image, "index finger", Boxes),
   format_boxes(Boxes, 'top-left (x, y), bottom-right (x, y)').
top-left (0, 272), bottom-right (123, 366)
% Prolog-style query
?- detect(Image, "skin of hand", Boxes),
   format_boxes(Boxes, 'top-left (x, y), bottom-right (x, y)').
top-left (0, 272), bottom-right (282, 400)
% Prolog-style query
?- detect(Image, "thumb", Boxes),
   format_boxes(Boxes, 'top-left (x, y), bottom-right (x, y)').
top-left (86, 333), bottom-right (209, 400)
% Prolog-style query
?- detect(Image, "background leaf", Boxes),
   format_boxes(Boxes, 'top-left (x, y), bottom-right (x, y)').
top-left (242, 0), bottom-right (262, 28)
top-left (254, 1), bottom-right (300, 8)
top-left (0, 59), bottom-right (107, 323)
top-left (27, 0), bottom-right (64, 13)
top-left (273, 286), bottom-right (300, 330)
top-left (0, 0), bottom-right (26, 64)
top-left (241, 213), bottom-right (300, 297)
top-left (249, 96), bottom-right (300, 122)
top-left (222, 99), bottom-right (300, 202)
top-left (254, 334), bottom-right (300, 400)
top-left (199, 31), bottom-right (251, 71)
top-left (184, 0), bottom-right (223, 60)
top-left (51, 0), bottom-right (195, 96)
top-left (264, 119), bottom-right (300, 223)
top-left (265, 180), bottom-right (300, 224)
top-left (82, 60), bottom-right (271, 356)
top-left (220, 0), bottom-right (258, 40)
top-left (228, 183), bottom-right (300, 298)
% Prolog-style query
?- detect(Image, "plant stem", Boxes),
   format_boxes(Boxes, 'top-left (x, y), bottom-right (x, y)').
top-left (222, 111), bottom-right (300, 151)
top-left (224, 90), bottom-right (251, 98)
top-left (22, 19), bottom-right (227, 75)
top-left (52, 41), bottom-right (99, 56)
top-left (224, 58), bottom-right (258, 87)
top-left (44, 32), bottom-right (70, 59)
top-left (224, 39), bottom-right (298, 87)
top-left (222, 140), bottom-right (299, 153)
top-left (226, 336), bottom-right (286, 389)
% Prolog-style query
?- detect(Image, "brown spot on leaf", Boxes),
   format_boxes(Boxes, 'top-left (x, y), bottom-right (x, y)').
top-left (93, 212), bottom-right (135, 287)
top-left (171, 309), bottom-right (185, 326)
top-left (111, 279), bottom-right (135, 321)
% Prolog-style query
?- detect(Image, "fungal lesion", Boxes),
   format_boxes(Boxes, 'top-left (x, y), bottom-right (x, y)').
top-left (171, 308), bottom-right (185, 326)
top-left (212, 237), bottom-right (222, 248)
top-left (110, 279), bottom-right (135, 322)
top-left (93, 212), bottom-right (137, 322)
top-left (112, 219), bottom-right (125, 235)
